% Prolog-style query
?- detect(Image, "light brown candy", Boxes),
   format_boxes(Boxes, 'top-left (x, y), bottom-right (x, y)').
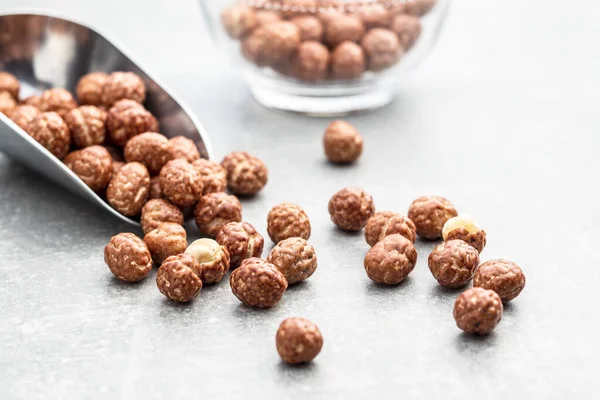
top-left (22, 95), bottom-right (41, 108)
top-left (474, 259), bottom-right (526, 302)
top-left (293, 41), bottom-right (330, 82)
top-left (361, 28), bottom-right (403, 72)
top-left (328, 187), bottom-right (375, 231)
top-left (405, 0), bottom-right (437, 17)
top-left (428, 240), bottom-right (480, 288)
top-left (255, 11), bottom-right (282, 27)
top-left (230, 258), bottom-right (287, 308)
top-left (140, 198), bottom-right (184, 235)
top-left (63, 145), bottom-right (113, 193)
top-left (408, 196), bottom-right (458, 240)
top-left (0, 91), bottom-right (16, 114)
top-left (144, 222), bottom-right (188, 264)
top-left (356, 3), bottom-right (393, 29)
top-left (454, 288), bottom-right (502, 335)
top-left (38, 88), bottom-right (77, 118)
top-left (221, 151), bottom-right (268, 196)
top-left (104, 232), bottom-right (152, 282)
top-left (64, 105), bottom-right (107, 149)
top-left (106, 162), bottom-right (150, 216)
top-left (169, 136), bottom-right (201, 163)
top-left (391, 14), bottom-right (422, 51)
top-left (267, 237), bottom-right (317, 284)
top-left (156, 253), bottom-right (202, 303)
top-left (28, 112), bottom-right (71, 159)
top-left (193, 192), bottom-right (242, 238)
top-left (442, 215), bottom-right (487, 253)
top-left (221, 4), bottom-right (257, 39)
top-left (101, 71), bottom-right (146, 107)
top-left (324, 14), bottom-right (365, 48)
top-left (217, 221), bottom-right (264, 268)
top-left (0, 71), bottom-right (20, 99)
top-left (106, 100), bottom-right (158, 147)
top-left (124, 132), bottom-right (173, 176)
top-left (159, 159), bottom-right (203, 207)
top-left (330, 41), bottom-right (366, 80)
top-left (192, 159), bottom-right (227, 195)
top-left (6, 104), bottom-right (39, 132)
top-left (364, 211), bottom-right (416, 246)
top-left (290, 15), bottom-right (324, 41)
top-left (276, 318), bottom-right (323, 364)
top-left (185, 238), bottom-right (231, 284)
top-left (323, 120), bottom-right (363, 163)
top-left (261, 21), bottom-right (302, 66)
top-left (364, 234), bottom-right (417, 285)
top-left (267, 202), bottom-right (311, 243)
top-left (76, 72), bottom-right (108, 106)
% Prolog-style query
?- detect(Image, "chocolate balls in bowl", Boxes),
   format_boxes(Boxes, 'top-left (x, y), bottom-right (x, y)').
top-left (199, 0), bottom-right (448, 115)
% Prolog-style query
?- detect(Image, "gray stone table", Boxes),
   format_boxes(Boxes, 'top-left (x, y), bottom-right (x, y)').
top-left (1, 0), bottom-right (599, 399)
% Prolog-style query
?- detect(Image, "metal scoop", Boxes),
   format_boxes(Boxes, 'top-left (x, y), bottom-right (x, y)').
top-left (0, 12), bottom-right (212, 226)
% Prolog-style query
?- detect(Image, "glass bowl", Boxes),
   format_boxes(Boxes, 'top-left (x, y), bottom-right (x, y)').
top-left (199, 0), bottom-right (450, 116)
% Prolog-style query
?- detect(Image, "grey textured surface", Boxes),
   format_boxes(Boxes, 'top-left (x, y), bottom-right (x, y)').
top-left (1, 0), bottom-right (599, 399)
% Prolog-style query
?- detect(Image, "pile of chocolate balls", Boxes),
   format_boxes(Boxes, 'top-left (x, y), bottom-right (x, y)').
top-left (1, 63), bottom-right (525, 365)
top-left (221, 0), bottom-right (436, 82)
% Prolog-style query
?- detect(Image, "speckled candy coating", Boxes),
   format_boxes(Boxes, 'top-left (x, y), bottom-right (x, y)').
top-left (7, 105), bottom-right (39, 132)
top-left (76, 72), bottom-right (108, 106)
top-left (156, 253), bottom-right (202, 303)
top-left (169, 136), bottom-right (201, 163)
top-left (0, 71), bottom-right (20, 99)
top-left (140, 199), bottom-right (184, 235)
top-left (38, 88), bottom-right (77, 118)
top-left (364, 211), bottom-right (416, 246)
top-left (104, 232), bottom-right (152, 282)
top-left (328, 187), bottom-right (375, 231)
top-left (64, 105), bottom-right (107, 149)
top-left (192, 159), bottom-right (227, 195)
top-left (185, 238), bottom-right (231, 284)
top-left (474, 259), bottom-right (526, 302)
top-left (276, 318), bottom-right (323, 364)
top-left (364, 234), bottom-right (417, 285)
top-left (106, 162), bottom-right (150, 216)
top-left (428, 240), bottom-right (480, 288)
top-left (124, 132), bottom-right (173, 175)
top-left (63, 145), bottom-right (113, 193)
top-left (144, 222), bottom-right (188, 264)
top-left (453, 287), bottom-right (503, 335)
top-left (101, 71), bottom-right (146, 107)
top-left (149, 176), bottom-right (164, 200)
top-left (267, 202), bottom-right (311, 244)
top-left (159, 159), bottom-right (203, 208)
top-left (28, 112), bottom-right (71, 159)
top-left (221, 151), bottom-right (268, 196)
top-left (262, 21), bottom-right (302, 66)
top-left (442, 215), bottom-right (487, 253)
top-left (408, 196), bottom-right (458, 240)
top-left (267, 237), bottom-right (317, 284)
top-left (323, 120), bottom-right (363, 164)
top-left (106, 100), bottom-right (158, 147)
top-left (230, 258), bottom-right (288, 308)
top-left (194, 192), bottom-right (243, 238)
top-left (361, 28), bottom-right (403, 72)
top-left (217, 221), bottom-right (264, 268)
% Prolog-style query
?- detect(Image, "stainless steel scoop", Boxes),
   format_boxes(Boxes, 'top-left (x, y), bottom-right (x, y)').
top-left (0, 11), bottom-right (212, 226)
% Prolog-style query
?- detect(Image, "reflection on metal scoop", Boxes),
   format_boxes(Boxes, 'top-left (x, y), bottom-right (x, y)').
top-left (0, 12), bottom-right (212, 227)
